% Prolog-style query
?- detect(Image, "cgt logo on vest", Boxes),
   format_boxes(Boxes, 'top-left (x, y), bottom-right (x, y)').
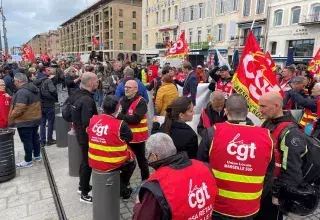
top-left (227, 133), bottom-right (256, 161)
top-left (92, 120), bottom-right (109, 137)
top-left (188, 179), bottom-right (210, 209)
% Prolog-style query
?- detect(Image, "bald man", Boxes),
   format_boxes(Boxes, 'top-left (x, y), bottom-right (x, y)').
top-left (198, 94), bottom-right (273, 219)
top-left (197, 91), bottom-right (227, 137)
top-left (256, 92), bottom-right (308, 220)
top-left (117, 80), bottom-right (150, 182)
top-left (71, 72), bottom-right (99, 204)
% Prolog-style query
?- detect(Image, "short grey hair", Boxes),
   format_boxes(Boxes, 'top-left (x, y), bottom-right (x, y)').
top-left (81, 72), bottom-right (95, 86)
top-left (14, 73), bottom-right (28, 83)
top-left (225, 94), bottom-right (248, 119)
top-left (146, 133), bottom-right (177, 160)
top-left (292, 76), bottom-right (306, 84)
top-left (124, 67), bottom-right (134, 77)
top-left (210, 91), bottom-right (225, 101)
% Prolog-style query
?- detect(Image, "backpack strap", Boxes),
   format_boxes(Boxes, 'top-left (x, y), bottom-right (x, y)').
top-left (272, 122), bottom-right (295, 145)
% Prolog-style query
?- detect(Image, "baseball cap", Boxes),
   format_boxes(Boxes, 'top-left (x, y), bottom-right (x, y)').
top-left (197, 65), bottom-right (202, 68)
top-left (219, 65), bottom-right (229, 71)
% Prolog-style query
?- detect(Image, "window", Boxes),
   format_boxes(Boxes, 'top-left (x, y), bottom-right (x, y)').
top-left (190, 6), bottom-right (194, 20)
top-left (197, 29), bottom-right (202, 42)
top-left (229, 21), bottom-right (237, 40)
top-left (199, 3), bottom-right (204, 18)
top-left (274, 10), bottom-right (283, 26)
top-left (242, 27), bottom-right (261, 45)
top-left (145, 34), bottom-right (148, 47)
top-left (174, 5), bottom-right (178, 20)
top-left (243, 0), bottom-right (251, 16)
top-left (173, 29), bottom-right (177, 41)
top-left (132, 33), bottom-right (136, 40)
top-left (133, 44), bottom-right (137, 51)
top-left (119, 43), bottom-right (123, 50)
top-left (119, 9), bottom-right (123, 17)
top-left (146, 15), bottom-right (149, 26)
top-left (271, 42), bottom-right (277, 55)
top-left (232, 0), bottom-right (239, 11)
top-left (289, 39), bottom-right (315, 57)
top-left (168, 7), bottom-right (171, 21)
top-left (220, 0), bottom-right (225, 14)
top-left (156, 12), bottom-right (159, 24)
top-left (155, 32), bottom-right (159, 42)
top-left (312, 4), bottom-right (320, 15)
top-left (207, 27), bottom-right (211, 36)
top-left (218, 24), bottom-right (224, 42)
top-left (119, 21), bottom-right (123, 28)
top-left (119, 32), bottom-right (123, 39)
top-left (162, 9), bottom-right (166, 22)
top-left (189, 29), bottom-right (193, 43)
top-left (291, 7), bottom-right (301, 24)
top-left (133, 11), bottom-right (136, 18)
top-left (256, 0), bottom-right (265, 14)
top-left (133, 22), bottom-right (136, 29)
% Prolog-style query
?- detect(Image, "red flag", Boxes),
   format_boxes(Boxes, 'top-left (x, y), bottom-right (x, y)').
top-left (92, 36), bottom-right (99, 46)
top-left (232, 31), bottom-right (283, 119)
top-left (308, 48), bottom-right (320, 76)
top-left (166, 31), bottom-right (189, 58)
top-left (22, 45), bottom-right (35, 62)
top-left (265, 51), bottom-right (277, 72)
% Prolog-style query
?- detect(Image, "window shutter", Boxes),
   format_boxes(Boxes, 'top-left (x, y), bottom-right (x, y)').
top-left (215, 0), bottom-right (220, 15)
top-left (224, 0), bottom-right (230, 13)
top-left (180, 9), bottom-right (183, 22)
top-left (243, 0), bottom-right (250, 16)
top-left (207, 0), bottom-right (212, 17)
top-left (213, 25), bottom-right (218, 42)
top-left (202, 2), bottom-right (206, 18)
top-left (221, 24), bottom-right (226, 42)
top-left (229, 21), bottom-right (236, 40)
top-left (186, 7), bottom-right (190, 21)
top-left (194, 5), bottom-right (198, 20)
top-left (258, 0), bottom-right (265, 14)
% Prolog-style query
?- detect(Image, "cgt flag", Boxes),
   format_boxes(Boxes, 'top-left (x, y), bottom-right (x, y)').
top-left (265, 51), bottom-right (277, 72)
top-left (232, 31), bottom-right (283, 119)
top-left (308, 47), bottom-right (320, 76)
top-left (166, 31), bottom-right (189, 59)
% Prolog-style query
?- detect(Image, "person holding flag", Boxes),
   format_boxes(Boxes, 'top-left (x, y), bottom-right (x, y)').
top-left (208, 65), bottom-right (234, 99)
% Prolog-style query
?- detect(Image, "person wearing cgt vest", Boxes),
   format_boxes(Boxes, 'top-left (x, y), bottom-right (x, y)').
top-left (117, 80), bottom-right (150, 181)
top-left (133, 133), bottom-right (218, 220)
top-left (87, 95), bottom-right (136, 201)
top-left (198, 94), bottom-right (274, 219)
top-left (208, 65), bottom-right (234, 99)
top-left (197, 91), bottom-right (227, 137)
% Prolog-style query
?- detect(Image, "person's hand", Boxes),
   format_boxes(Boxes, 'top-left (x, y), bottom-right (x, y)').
top-left (272, 197), bottom-right (279, 206)
top-left (153, 116), bottom-right (158, 123)
top-left (49, 75), bottom-right (55, 79)
top-left (135, 195), bottom-right (140, 204)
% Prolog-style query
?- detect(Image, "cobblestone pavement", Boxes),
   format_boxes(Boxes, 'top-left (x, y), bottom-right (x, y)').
top-left (0, 85), bottom-right (319, 220)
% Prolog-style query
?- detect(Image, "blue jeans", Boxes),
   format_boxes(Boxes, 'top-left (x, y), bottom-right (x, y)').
top-left (40, 107), bottom-right (55, 143)
top-left (18, 127), bottom-right (40, 162)
top-left (94, 90), bottom-right (103, 107)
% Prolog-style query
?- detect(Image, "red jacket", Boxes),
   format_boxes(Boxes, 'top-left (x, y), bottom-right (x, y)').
top-left (0, 91), bottom-right (12, 128)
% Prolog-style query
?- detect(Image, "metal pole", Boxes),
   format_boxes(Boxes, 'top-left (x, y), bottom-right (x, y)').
top-left (1, 0), bottom-right (8, 55)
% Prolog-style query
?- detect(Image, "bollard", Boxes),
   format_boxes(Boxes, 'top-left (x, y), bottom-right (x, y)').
top-left (55, 113), bottom-right (71, 148)
top-left (0, 129), bottom-right (16, 183)
top-left (92, 170), bottom-right (120, 220)
top-left (68, 129), bottom-right (82, 177)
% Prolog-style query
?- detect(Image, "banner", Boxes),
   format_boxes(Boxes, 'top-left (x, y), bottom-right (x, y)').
top-left (232, 31), bottom-right (283, 119)
top-left (308, 47), bottom-right (320, 75)
top-left (265, 51), bottom-right (277, 72)
top-left (22, 45), bottom-right (35, 62)
top-left (166, 31), bottom-right (189, 59)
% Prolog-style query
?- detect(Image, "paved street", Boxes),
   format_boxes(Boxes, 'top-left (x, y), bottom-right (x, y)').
top-left (0, 87), bottom-right (320, 220)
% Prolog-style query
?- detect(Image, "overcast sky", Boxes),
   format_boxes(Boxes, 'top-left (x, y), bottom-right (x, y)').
top-left (3, 0), bottom-right (97, 47)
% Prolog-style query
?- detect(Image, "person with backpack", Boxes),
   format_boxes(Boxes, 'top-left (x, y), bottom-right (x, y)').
top-left (256, 92), bottom-right (311, 220)
top-left (33, 67), bottom-right (58, 147)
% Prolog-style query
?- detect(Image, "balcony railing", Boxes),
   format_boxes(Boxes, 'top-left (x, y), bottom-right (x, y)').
top-left (189, 42), bottom-right (209, 50)
top-left (155, 43), bottom-right (166, 49)
top-left (299, 13), bottom-right (320, 25)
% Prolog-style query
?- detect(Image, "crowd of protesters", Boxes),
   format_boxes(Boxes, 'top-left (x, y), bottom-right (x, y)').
top-left (1, 54), bottom-right (320, 220)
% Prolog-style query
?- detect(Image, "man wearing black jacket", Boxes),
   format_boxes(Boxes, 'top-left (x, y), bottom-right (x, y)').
top-left (33, 67), bottom-right (58, 147)
top-left (208, 65), bottom-right (233, 99)
top-left (256, 92), bottom-right (308, 220)
top-left (117, 80), bottom-right (150, 181)
top-left (71, 72), bottom-right (99, 204)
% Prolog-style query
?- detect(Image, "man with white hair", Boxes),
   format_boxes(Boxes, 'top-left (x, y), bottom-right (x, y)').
top-left (133, 133), bottom-right (218, 220)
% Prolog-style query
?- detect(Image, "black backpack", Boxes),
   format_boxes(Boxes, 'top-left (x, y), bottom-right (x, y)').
top-left (279, 124), bottom-right (320, 185)
top-left (61, 90), bottom-right (87, 122)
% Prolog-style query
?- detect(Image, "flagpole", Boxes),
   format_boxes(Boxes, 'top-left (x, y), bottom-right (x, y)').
top-left (250, 19), bottom-right (256, 30)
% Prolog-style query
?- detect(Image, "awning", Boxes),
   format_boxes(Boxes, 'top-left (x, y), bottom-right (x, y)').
top-left (208, 48), bottom-right (228, 53)
top-left (139, 49), bottom-right (159, 55)
top-left (237, 19), bottom-right (266, 28)
top-left (159, 25), bottom-right (179, 32)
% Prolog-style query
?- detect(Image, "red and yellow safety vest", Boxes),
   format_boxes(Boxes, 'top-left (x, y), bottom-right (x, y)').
top-left (147, 159), bottom-right (218, 220)
top-left (299, 109), bottom-right (317, 130)
top-left (87, 114), bottom-right (134, 172)
top-left (215, 78), bottom-right (233, 99)
top-left (209, 122), bottom-right (273, 218)
top-left (122, 96), bottom-right (148, 143)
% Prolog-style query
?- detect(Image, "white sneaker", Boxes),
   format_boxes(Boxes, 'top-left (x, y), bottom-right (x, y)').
top-left (16, 160), bottom-right (33, 168)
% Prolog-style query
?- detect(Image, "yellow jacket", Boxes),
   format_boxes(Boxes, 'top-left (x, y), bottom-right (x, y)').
top-left (155, 83), bottom-right (179, 116)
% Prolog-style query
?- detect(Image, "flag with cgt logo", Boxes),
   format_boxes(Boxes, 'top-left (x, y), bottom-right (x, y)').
top-left (166, 31), bottom-right (189, 59)
top-left (232, 31), bottom-right (283, 119)
top-left (308, 47), bottom-right (320, 76)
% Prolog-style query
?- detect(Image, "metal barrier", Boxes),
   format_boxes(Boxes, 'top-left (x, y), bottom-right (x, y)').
top-left (55, 113), bottom-right (71, 148)
top-left (68, 129), bottom-right (82, 177)
top-left (0, 129), bottom-right (16, 183)
top-left (92, 170), bottom-right (120, 220)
